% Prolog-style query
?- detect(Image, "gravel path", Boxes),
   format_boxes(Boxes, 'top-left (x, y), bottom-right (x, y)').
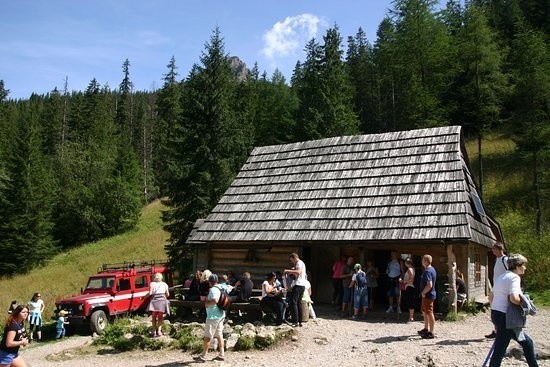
top-left (22, 306), bottom-right (550, 367)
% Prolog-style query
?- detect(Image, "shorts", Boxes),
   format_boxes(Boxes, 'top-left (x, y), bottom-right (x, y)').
top-left (386, 277), bottom-right (400, 298)
top-left (353, 287), bottom-right (368, 309)
top-left (204, 318), bottom-right (224, 339)
top-left (342, 286), bottom-right (352, 303)
top-left (0, 350), bottom-right (18, 365)
top-left (421, 297), bottom-right (435, 314)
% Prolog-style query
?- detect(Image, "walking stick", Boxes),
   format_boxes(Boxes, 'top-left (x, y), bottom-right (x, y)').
top-left (482, 339), bottom-right (495, 367)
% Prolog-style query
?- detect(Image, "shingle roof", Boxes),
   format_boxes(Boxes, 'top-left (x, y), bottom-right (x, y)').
top-left (189, 126), bottom-right (498, 247)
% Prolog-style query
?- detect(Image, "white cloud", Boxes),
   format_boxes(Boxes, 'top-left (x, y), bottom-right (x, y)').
top-left (262, 14), bottom-right (325, 59)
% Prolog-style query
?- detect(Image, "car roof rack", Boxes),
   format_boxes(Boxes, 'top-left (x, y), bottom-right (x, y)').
top-left (98, 259), bottom-right (169, 274)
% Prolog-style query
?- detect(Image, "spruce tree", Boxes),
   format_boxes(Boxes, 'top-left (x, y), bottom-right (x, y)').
top-left (453, 4), bottom-right (508, 196)
top-left (509, 23), bottom-right (550, 235)
top-left (346, 28), bottom-right (378, 133)
top-left (155, 56), bottom-right (182, 196)
top-left (0, 102), bottom-right (58, 275)
top-left (390, 0), bottom-right (452, 129)
top-left (163, 28), bottom-right (251, 270)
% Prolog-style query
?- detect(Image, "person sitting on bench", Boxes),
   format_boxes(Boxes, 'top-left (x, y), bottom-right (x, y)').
top-left (230, 272), bottom-right (253, 302)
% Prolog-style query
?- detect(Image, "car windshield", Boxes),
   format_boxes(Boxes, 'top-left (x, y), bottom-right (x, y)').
top-left (86, 276), bottom-right (116, 290)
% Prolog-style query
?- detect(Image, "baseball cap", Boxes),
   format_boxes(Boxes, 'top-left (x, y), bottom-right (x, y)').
top-left (208, 274), bottom-right (219, 283)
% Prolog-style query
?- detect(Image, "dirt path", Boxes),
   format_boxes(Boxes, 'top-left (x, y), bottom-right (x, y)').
top-left (22, 306), bottom-right (550, 367)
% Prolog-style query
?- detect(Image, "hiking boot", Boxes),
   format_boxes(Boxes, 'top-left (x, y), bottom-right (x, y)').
top-left (485, 331), bottom-right (496, 339)
top-left (421, 332), bottom-right (435, 339)
top-left (193, 355), bottom-right (207, 363)
top-left (213, 355), bottom-right (225, 361)
top-left (417, 328), bottom-right (428, 336)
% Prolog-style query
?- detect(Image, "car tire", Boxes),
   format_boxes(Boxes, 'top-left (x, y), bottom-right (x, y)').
top-left (90, 310), bottom-right (108, 335)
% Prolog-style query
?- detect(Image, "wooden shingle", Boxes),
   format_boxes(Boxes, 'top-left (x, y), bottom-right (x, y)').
top-left (190, 126), bottom-right (498, 247)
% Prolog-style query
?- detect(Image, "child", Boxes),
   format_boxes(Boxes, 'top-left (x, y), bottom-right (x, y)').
top-left (56, 310), bottom-right (69, 339)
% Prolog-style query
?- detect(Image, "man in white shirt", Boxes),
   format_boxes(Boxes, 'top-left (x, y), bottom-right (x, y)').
top-left (284, 253), bottom-right (307, 327)
top-left (486, 242), bottom-right (507, 339)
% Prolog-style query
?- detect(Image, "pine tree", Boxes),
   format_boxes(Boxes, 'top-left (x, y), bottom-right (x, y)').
top-left (155, 56), bottom-right (182, 196)
top-left (0, 102), bottom-right (58, 275)
top-left (163, 28), bottom-right (251, 270)
top-left (294, 27), bottom-right (359, 140)
top-left (453, 3), bottom-right (508, 196)
top-left (509, 23), bottom-right (550, 235)
top-left (346, 28), bottom-right (378, 133)
top-left (373, 17), bottom-right (398, 132)
top-left (390, 0), bottom-right (452, 129)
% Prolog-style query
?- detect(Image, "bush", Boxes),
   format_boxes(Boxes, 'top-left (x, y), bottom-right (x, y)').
top-left (171, 326), bottom-right (203, 353)
top-left (234, 336), bottom-right (255, 351)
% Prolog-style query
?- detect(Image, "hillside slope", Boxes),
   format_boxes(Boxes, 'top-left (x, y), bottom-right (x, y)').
top-left (0, 200), bottom-right (169, 324)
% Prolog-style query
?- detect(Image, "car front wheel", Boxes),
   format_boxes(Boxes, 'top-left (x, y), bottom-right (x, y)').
top-left (90, 310), bottom-right (108, 335)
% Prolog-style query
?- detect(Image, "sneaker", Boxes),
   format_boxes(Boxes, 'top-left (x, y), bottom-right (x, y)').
top-left (421, 332), bottom-right (435, 339)
top-left (291, 323), bottom-right (299, 327)
top-left (408, 318), bottom-right (414, 323)
top-left (397, 308), bottom-right (402, 314)
top-left (417, 328), bottom-right (428, 336)
top-left (485, 331), bottom-right (496, 339)
top-left (351, 315), bottom-right (358, 320)
top-left (213, 355), bottom-right (225, 361)
top-left (386, 306), bottom-right (394, 313)
top-left (193, 355), bottom-right (207, 363)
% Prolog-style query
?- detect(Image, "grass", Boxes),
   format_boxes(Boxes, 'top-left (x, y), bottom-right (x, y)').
top-left (0, 199), bottom-right (169, 325)
top-left (465, 132), bottom-right (550, 297)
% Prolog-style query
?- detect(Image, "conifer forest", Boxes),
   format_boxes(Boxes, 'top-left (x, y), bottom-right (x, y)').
top-left (0, 1), bottom-right (548, 287)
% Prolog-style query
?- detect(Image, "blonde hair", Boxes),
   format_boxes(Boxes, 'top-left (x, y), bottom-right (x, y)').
top-left (201, 269), bottom-right (212, 282)
top-left (153, 272), bottom-right (163, 282)
top-left (422, 254), bottom-right (433, 264)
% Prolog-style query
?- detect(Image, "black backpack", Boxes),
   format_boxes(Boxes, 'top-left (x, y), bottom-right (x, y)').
top-left (215, 286), bottom-right (231, 310)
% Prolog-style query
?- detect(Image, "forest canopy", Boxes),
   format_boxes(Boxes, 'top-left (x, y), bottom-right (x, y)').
top-left (0, 0), bottom-right (548, 285)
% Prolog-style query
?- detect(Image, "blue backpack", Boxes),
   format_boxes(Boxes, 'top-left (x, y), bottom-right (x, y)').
top-left (355, 271), bottom-right (367, 288)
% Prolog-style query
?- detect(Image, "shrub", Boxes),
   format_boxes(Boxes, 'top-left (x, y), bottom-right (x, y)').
top-left (234, 335), bottom-right (255, 351)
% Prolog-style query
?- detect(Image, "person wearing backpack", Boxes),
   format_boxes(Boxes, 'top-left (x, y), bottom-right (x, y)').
top-left (350, 263), bottom-right (368, 320)
top-left (194, 274), bottom-right (226, 363)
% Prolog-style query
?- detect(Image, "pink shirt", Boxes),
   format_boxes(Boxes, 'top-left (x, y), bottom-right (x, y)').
top-left (332, 260), bottom-right (345, 279)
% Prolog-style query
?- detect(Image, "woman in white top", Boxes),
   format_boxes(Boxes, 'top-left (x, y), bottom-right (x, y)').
top-left (260, 272), bottom-right (286, 325)
top-left (489, 254), bottom-right (538, 367)
top-left (148, 272), bottom-right (170, 337)
top-left (27, 292), bottom-right (44, 342)
top-left (400, 258), bottom-right (415, 322)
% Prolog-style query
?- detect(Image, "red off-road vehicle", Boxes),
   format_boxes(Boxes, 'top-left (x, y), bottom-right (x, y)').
top-left (54, 260), bottom-right (173, 334)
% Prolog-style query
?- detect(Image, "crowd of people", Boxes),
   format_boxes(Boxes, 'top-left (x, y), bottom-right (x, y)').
top-left (331, 252), bottom-right (438, 339)
top-left (3, 246), bottom-right (539, 366)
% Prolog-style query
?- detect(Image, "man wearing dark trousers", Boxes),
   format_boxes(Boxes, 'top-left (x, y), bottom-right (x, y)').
top-left (284, 253), bottom-right (307, 328)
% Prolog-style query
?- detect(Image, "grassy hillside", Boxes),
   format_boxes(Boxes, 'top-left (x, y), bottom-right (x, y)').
top-left (465, 133), bottom-right (550, 304)
top-left (0, 199), bottom-right (169, 325)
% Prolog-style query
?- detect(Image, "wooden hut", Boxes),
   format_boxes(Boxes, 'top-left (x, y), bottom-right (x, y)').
top-left (187, 126), bottom-right (502, 305)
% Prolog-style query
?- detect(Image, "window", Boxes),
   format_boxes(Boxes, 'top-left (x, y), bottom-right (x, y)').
top-left (135, 276), bottom-right (148, 289)
top-left (117, 278), bottom-right (131, 291)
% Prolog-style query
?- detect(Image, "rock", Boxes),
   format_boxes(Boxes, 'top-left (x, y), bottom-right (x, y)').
top-left (313, 334), bottom-right (329, 345)
top-left (225, 333), bottom-right (240, 350)
top-left (255, 328), bottom-right (276, 349)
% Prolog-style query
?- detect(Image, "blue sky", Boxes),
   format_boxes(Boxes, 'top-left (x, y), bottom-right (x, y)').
top-left (1, 1), bottom-right (445, 99)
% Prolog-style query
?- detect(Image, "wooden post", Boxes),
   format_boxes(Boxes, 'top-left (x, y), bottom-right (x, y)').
top-left (447, 245), bottom-right (457, 314)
